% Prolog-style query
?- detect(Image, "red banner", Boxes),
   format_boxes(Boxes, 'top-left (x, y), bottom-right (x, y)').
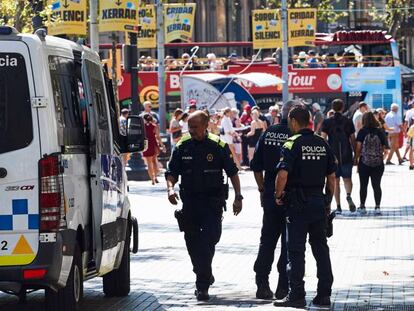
top-left (118, 64), bottom-right (342, 104)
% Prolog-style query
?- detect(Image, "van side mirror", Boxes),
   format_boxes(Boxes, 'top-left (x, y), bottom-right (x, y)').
top-left (126, 115), bottom-right (147, 153)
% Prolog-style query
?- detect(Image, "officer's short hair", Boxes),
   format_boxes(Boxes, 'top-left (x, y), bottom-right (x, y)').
top-left (288, 106), bottom-right (310, 127)
top-left (189, 110), bottom-right (209, 125)
top-left (332, 99), bottom-right (344, 112)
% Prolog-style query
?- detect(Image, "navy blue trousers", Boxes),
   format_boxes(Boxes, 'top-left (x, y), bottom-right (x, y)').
top-left (183, 198), bottom-right (223, 291)
top-left (286, 195), bottom-right (333, 299)
top-left (253, 196), bottom-right (288, 291)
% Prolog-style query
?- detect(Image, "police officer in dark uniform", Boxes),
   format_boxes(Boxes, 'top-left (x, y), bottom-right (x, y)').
top-left (250, 101), bottom-right (297, 300)
top-left (165, 111), bottom-right (243, 301)
top-left (273, 105), bottom-right (336, 308)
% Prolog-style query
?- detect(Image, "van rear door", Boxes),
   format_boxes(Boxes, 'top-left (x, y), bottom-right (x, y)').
top-left (0, 41), bottom-right (40, 266)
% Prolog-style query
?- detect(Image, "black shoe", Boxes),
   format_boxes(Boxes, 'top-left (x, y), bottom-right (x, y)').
top-left (312, 295), bottom-right (331, 306)
top-left (195, 289), bottom-right (210, 301)
top-left (346, 196), bottom-right (356, 212)
top-left (335, 206), bottom-right (342, 215)
top-left (273, 296), bottom-right (306, 308)
top-left (256, 285), bottom-right (273, 300)
top-left (275, 287), bottom-right (288, 300)
top-left (209, 275), bottom-right (215, 286)
top-left (386, 161), bottom-right (395, 165)
top-left (409, 165), bottom-right (414, 170)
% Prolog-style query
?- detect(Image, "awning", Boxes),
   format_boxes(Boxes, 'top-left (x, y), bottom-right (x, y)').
top-left (400, 64), bottom-right (414, 82)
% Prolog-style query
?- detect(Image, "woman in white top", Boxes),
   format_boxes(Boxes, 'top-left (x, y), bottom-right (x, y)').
top-left (179, 112), bottom-right (189, 135)
top-left (220, 107), bottom-right (241, 169)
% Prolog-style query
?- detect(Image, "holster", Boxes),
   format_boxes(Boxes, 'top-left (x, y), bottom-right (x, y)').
top-left (174, 209), bottom-right (188, 232)
top-left (326, 211), bottom-right (336, 238)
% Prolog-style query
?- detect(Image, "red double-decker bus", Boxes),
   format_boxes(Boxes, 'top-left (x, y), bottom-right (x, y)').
top-left (117, 30), bottom-right (402, 113)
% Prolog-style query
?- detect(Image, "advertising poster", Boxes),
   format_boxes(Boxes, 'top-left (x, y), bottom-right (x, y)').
top-left (164, 3), bottom-right (196, 43)
top-left (137, 5), bottom-right (156, 48)
top-left (48, 0), bottom-right (87, 36)
top-left (252, 9), bottom-right (282, 49)
top-left (99, 0), bottom-right (140, 33)
top-left (341, 67), bottom-right (402, 109)
top-left (288, 8), bottom-right (316, 47)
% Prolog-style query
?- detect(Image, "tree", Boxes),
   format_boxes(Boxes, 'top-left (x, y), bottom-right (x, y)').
top-left (0, 0), bottom-right (36, 33)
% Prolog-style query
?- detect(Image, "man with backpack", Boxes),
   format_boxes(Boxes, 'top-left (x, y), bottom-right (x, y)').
top-left (321, 99), bottom-right (357, 214)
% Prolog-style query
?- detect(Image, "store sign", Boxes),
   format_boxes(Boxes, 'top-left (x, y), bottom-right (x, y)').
top-left (252, 9), bottom-right (282, 49)
top-left (137, 5), bottom-right (156, 48)
top-left (288, 8), bottom-right (317, 47)
top-left (99, 0), bottom-right (139, 33)
top-left (164, 3), bottom-right (196, 43)
top-left (48, 0), bottom-right (87, 36)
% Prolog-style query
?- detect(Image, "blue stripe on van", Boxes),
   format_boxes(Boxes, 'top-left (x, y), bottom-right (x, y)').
top-left (28, 214), bottom-right (39, 230)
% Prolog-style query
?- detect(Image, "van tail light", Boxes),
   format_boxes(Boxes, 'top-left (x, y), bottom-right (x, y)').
top-left (39, 155), bottom-right (66, 233)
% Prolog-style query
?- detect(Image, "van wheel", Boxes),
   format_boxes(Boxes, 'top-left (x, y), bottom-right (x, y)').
top-left (103, 224), bottom-right (131, 297)
top-left (45, 244), bottom-right (83, 311)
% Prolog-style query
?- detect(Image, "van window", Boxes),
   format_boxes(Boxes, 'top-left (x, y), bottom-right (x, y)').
top-left (0, 53), bottom-right (33, 154)
top-left (49, 56), bottom-right (88, 146)
top-left (84, 59), bottom-right (111, 154)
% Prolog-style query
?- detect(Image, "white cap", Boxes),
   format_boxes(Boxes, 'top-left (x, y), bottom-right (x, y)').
top-left (312, 103), bottom-right (321, 111)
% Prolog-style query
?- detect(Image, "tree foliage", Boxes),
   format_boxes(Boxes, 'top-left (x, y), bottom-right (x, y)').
top-left (0, 0), bottom-right (35, 33)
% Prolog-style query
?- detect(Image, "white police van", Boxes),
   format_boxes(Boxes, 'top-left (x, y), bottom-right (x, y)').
top-left (0, 26), bottom-right (141, 310)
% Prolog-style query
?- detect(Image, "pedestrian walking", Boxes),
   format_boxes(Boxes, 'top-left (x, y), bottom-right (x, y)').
top-left (354, 112), bottom-right (387, 215)
top-left (312, 103), bottom-right (324, 135)
top-left (352, 101), bottom-right (369, 136)
top-left (142, 114), bottom-right (164, 185)
top-left (169, 108), bottom-right (183, 147)
top-left (250, 101), bottom-right (296, 300)
top-left (246, 110), bottom-right (266, 162)
top-left (321, 99), bottom-right (357, 214)
top-left (221, 107), bottom-right (241, 169)
top-left (165, 111), bottom-right (243, 301)
top-left (385, 103), bottom-right (403, 165)
top-left (273, 105), bottom-right (336, 308)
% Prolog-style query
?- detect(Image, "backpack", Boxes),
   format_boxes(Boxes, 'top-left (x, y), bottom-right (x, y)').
top-left (361, 132), bottom-right (383, 167)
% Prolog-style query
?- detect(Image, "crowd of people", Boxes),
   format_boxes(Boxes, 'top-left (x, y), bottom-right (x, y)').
top-left (137, 49), bottom-right (393, 72)
top-left (123, 97), bottom-right (414, 215)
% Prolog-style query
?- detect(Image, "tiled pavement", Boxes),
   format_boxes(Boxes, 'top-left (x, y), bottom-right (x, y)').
top-left (1, 163), bottom-right (414, 310)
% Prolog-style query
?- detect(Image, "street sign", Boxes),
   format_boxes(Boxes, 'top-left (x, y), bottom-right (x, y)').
top-left (47, 0), bottom-right (87, 36)
top-left (99, 0), bottom-right (140, 33)
top-left (252, 9), bottom-right (282, 49)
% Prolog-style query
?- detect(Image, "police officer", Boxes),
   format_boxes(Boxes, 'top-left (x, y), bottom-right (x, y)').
top-left (250, 101), bottom-right (297, 300)
top-left (273, 105), bottom-right (336, 308)
top-left (165, 111), bottom-right (243, 301)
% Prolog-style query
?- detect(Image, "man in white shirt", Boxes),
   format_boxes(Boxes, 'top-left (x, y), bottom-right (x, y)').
top-left (352, 102), bottom-right (368, 136)
top-left (385, 103), bottom-right (403, 165)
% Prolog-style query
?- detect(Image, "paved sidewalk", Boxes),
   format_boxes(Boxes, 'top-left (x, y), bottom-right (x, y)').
top-left (1, 163), bottom-right (414, 310)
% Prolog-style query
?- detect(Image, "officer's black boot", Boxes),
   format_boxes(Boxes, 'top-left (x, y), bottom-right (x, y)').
top-left (255, 276), bottom-right (273, 300)
top-left (195, 289), bottom-right (210, 301)
top-left (312, 295), bottom-right (331, 306)
top-left (273, 295), bottom-right (306, 308)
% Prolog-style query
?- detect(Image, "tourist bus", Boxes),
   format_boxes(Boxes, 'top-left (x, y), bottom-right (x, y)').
top-left (115, 30), bottom-right (401, 113)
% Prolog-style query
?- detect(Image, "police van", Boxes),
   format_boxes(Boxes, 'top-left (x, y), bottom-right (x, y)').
top-left (0, 26), bottom-right (142, 310)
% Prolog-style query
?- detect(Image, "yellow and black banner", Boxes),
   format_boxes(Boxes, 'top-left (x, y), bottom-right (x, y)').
top-left (99, 0), bottom-right (140, 33)
top-left (137, 4), bottom-right (156, 48)
top-left (252, 9), bottom-right (282, 49)
top-left (164, 3), bottom-right (196, 43)
top-left (47, 0), bottom-right (87, 36)
top-left (288, 8), bottom-right (317, 47)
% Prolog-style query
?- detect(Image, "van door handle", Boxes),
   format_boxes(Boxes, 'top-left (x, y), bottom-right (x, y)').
top-left (0, 168), bottom-right (7, 178)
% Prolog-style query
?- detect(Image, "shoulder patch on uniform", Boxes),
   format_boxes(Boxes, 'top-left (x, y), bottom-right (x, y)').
top-left (208, 133), bottom-right (226, 148)
top-left (283, 134), bottom-right (302, 150)
top-left (176, 133), bottom-right (191, 147)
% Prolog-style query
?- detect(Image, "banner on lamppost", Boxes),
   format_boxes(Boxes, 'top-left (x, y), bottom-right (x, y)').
top-left (288, 8), bottom-right (317, 47)
top-left (252, 9), bottom-right (282, 49)
top-left (164, 3), bottom-right (196, 43)
top-left (99, 0), bottom-right (140, 33)
top-left (48, 0), bottom-right (87, 36)
top-left (137, 4), bottom-right (156, 48)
